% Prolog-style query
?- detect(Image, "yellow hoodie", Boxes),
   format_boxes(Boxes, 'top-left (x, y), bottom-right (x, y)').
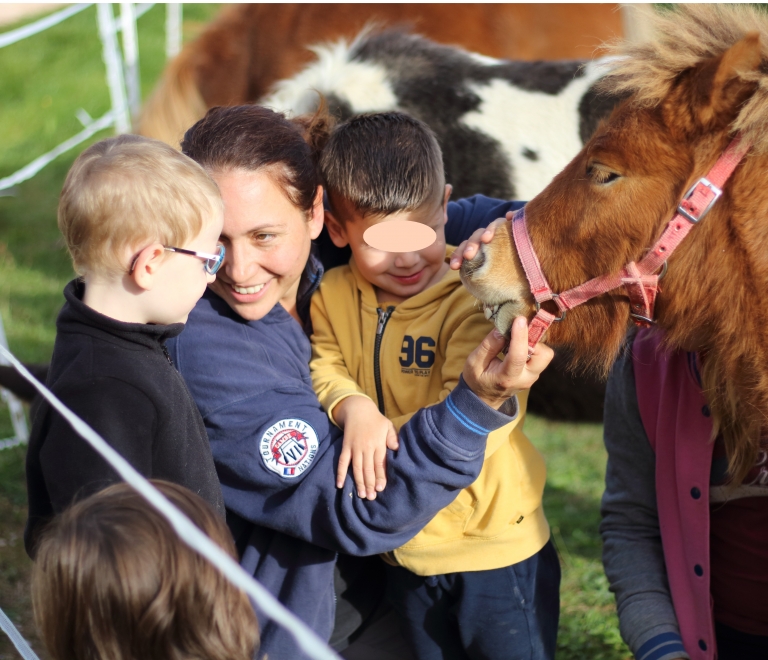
top-left (309, 248), bottom-right (549, 576)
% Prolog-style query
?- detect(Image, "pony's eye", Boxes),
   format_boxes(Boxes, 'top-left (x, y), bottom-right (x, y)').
top-left (587, 164), bottom-right (621, 185)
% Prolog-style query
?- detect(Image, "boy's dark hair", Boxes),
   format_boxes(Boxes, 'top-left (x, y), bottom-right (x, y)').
top-left (31, 480), bottom-right (258, 660)
top-left (320, 111), bottom-right (445, 220)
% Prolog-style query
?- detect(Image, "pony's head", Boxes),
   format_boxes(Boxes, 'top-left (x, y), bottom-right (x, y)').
top-left (461, 4), bottom-right (768, 482)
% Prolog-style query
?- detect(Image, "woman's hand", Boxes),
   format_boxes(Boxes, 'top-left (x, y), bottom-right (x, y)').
top-left (462, 316), bottom-right (553, 409)
top-left (333, 396), bottom-right (399, 500)
top-left (449, 214), bottom-right (510, 270)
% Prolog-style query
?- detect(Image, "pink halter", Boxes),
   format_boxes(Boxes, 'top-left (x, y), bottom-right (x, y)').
top-left (511, 135), bottom-right (750, 352)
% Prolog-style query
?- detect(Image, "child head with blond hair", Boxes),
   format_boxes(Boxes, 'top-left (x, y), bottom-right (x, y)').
top-left (58, 134), bottom-right (225, 324)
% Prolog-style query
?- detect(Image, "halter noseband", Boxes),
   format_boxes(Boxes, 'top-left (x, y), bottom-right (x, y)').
top-left (511, 135), bottom-right (750, 353)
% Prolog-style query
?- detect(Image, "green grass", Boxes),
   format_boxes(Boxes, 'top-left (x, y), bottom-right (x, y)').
top-left (0, 5), bottom-right (629, 659)
top-left (526, 417), bottom-right (631, 660)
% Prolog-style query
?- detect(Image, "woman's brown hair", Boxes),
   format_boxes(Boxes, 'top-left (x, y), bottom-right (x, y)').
top-left (181, 103), bottom-right (333, 214)
top-left (31, 481), bottom-right (258, 660)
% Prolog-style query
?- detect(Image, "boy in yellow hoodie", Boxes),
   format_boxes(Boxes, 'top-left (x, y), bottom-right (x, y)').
top-left (309, 112), bottom-right (559, 660)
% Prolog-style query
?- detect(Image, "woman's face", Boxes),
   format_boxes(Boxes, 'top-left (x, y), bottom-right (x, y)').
top-left (209, 169), bottom-right (323, 322)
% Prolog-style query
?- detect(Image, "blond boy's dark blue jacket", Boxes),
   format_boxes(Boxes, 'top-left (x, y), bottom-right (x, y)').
top-left (25, 280), bottom-right (225, 556)
top-left (168, 195), bottom-right (524, 659)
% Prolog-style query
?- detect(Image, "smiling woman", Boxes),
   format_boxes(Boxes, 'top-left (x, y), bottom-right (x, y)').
top-left (209, 168), bottom-right (322, 323)
top-left (165, 103), bottom-right (553, 660)
top-left (179, 104), bottom-right (328, 324)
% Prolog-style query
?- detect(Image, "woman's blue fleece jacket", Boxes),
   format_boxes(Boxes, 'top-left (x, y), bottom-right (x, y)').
top-left (167, 195), bottom-right (524, 659)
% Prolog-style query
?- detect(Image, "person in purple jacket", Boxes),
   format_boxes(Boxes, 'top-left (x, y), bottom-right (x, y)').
top-left (167, 104), bottom-right (551, 660)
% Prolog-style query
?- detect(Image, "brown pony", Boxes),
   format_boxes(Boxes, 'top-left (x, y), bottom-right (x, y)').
top-left (460, 4), bottom-right (768, 483)
top-left (138, 3), bottom-right (626, 147)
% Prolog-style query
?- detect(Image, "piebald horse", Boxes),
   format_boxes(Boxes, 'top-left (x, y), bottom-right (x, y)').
top-left (138, 3), bottom-right (627, 148)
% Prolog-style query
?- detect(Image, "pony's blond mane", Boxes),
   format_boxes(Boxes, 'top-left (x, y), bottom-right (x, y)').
top-left (598, 4), bottom-right (768, 153)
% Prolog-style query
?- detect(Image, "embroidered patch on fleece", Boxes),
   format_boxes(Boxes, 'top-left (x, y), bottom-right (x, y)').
top-left (260, 418), bottom-right (319, 478)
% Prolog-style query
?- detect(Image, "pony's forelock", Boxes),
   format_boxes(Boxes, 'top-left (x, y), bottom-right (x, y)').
top-left (598, 4), bottom-right (768, 154)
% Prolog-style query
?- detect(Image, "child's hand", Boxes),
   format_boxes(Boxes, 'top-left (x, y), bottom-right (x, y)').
top-left (462, 316), bottom-right (554, 409)
top-left (333, 396), bottom-right (399, 500)
top-left (449, 215), bottom-right (510, 270)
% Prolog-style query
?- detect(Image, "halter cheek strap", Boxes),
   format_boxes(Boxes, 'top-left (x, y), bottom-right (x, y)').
top-left (511, 135), bottom-right (750, 353)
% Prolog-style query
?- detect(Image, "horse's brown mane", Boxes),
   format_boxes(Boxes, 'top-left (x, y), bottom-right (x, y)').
top-left (529, 5), bottom-right (768, 484)
top-left (598, 4), bottom-right (768, 154)
top-left (578, 5), bottom-right (768, 484)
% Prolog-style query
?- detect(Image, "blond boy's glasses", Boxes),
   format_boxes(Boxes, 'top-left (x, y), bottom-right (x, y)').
top-left (163, 244), bottom-right (226, 275)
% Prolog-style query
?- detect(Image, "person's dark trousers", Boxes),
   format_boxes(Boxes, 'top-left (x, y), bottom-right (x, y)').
top-left (385, 540), bottom-right (561, 660)
top-left (715, 621), bottom-right (768, 660)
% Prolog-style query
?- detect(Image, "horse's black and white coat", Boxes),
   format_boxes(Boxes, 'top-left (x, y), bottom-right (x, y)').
top-left (262, 30), bottom-right (616, 422)
top-left (263, 30), bottom-right (620, 200)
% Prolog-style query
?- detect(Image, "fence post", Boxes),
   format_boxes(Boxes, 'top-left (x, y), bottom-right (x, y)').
top-left (120, 2), bottom-right (141, 123)
top-left (0, 312), bottom-right (29, 450)
top-left (97, 3), bottom-right (131, 134)
top-left (166, 3), bottom-right (182, 60)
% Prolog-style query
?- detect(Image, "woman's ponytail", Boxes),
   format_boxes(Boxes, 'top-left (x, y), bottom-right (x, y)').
top-left (292, 94), bottom-right (335, 169)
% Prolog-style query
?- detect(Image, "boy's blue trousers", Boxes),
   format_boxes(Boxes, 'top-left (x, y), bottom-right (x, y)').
top-left (384, 540), bottom-right (560, 660)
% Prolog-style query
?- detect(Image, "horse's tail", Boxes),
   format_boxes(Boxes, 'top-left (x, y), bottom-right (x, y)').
top-left (137, 48), bottom-right (207, 148)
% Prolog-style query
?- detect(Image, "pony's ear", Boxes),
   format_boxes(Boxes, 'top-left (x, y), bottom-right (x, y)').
top-left (693, 32), bottom-right (761, 129)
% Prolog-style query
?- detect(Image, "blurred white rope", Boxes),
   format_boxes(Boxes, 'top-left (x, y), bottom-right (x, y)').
top-left (0, 608), bottom-right (39, 660)
top-left (0, 4), bottom-right (91, 49)
top-left (0, 346), bottom-right (341, 660)
top-left (120, 3), bottom-right (141, 121)
top-left (135, 3), bottom-right (156, 21)
top-left (0, 4), bottom-right (155, 49)
top-left (0, 312), bottom-right (28, 447)
top-left (0, 111), bottom-right (116, 193)
top-left (97, 3), bottom-right (131, 134)
top-left (0, 3), bottom-right (162, 196)
top-left (165, 3), bottom-right (182, 59)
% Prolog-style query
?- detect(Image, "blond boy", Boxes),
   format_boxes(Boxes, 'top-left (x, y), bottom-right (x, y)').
top-left (25, 135), bottom-right (226, 557)
top-left (309, 113), bottom-right (559, 659)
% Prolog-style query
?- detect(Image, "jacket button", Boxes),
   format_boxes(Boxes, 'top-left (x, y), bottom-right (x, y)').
top-left (694, 564), bottom-right (704, 576)
top-left (702, 405), bottom-right (711, 417)
top-left (691, 487), bottom-right (701, 499)
top-left (698, 639), bottom-right (707, 651)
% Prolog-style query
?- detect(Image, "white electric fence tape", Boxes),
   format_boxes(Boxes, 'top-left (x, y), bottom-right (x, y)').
top-left (0, 3), bottom-right (160, 194)
top-left (0, 346), bottom-right (341, 660)
top-left (0, 608), bottom-right (39, 660)
top-left (0, 4), bottom-right (91, 49)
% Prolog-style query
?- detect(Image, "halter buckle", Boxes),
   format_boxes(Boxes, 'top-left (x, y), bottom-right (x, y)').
top-left (629, 312), bottom-right (656, 326)
top-left (677, 177), bottom-right (722, 224)
top-left (534, 295), bottom-right (567, 322)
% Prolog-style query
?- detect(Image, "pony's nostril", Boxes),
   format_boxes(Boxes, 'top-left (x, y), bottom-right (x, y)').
top-left (460, 249), bottom-right (485, 277)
